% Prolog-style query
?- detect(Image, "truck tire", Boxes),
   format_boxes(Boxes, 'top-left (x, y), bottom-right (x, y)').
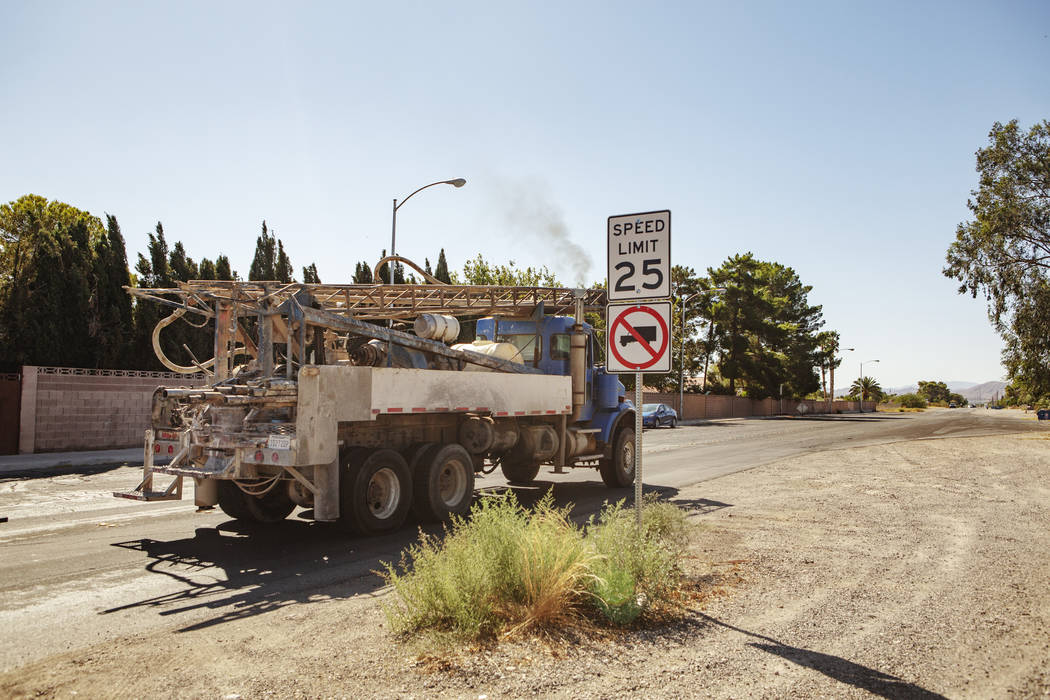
top-left (241, 483), bottom-right (296, 523)
top-left (413, 443), bottom-right (475, 521)
top-left (217, 479), bottom-right (252, 520)
top-left (501, 455), bottom-right (541, 485)
top-left (217, 479), bottom-right (295, 523)
top-left (599, 426), bottom-right (635, 488)
top-left (341, 448), bottom-right (412, 535)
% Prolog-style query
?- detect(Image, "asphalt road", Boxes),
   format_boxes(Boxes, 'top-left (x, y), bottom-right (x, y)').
top-left (0, 408), bottom-right (1043, 672)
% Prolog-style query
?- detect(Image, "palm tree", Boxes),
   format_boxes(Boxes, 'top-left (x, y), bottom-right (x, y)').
top-left (816, 330), bottom-right (840, 411)
top-left (849, 376), bottom-right (883, 402)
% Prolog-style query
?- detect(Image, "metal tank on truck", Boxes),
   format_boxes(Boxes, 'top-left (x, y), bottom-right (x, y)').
top-left (115, 255), bottom-right (637, 534)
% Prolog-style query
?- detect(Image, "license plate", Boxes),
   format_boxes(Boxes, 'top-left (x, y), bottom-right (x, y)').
top-left (267, 434), bottom-right (291, 450)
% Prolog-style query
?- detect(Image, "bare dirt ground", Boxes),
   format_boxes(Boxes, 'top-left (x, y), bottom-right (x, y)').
top-left (3, 428), bottom-right (1049, 699)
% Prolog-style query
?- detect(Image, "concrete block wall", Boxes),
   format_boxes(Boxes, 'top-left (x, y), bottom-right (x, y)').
top-left (19, 366), bottom-right (206, 453)
top-left (642, 391), bottom-right (873, 420)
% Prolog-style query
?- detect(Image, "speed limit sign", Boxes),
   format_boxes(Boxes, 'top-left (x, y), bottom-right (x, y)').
top-left (607, 210), bottom-right (671, 302)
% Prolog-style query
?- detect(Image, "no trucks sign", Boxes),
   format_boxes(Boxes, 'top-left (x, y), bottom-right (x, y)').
top-left (605, 302), bottom-right (673, 374)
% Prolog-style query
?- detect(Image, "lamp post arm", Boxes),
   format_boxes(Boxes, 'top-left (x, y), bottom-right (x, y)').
top-left (394, 179), bottom-right (466, 213)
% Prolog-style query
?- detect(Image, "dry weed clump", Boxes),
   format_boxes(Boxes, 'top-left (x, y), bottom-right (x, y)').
top-left (379, 491), bottom-right (692, 645)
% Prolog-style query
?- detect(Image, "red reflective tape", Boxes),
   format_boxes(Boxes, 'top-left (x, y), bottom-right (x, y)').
top-left (433, 407), bottom-right (449, 412)
top-left (454, 406), bottom-right (470, 411)
top-left (495, 411), bottom-right (509, 416)
top-left (530, 410), bottom-right (542, 415)
top-left (546, 410), bottom-right (557, 414)
top-left (412, 407), bottom-right (427, 413)
top-left (371, 409), bottom-right (380, 414)
top-left (387, 407), bottom-right (403, 413)
top-left (514, 411), bottom-right (526, 416)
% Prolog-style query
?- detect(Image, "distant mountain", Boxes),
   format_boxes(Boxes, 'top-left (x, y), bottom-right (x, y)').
top-left (836, 380), bottom-right (1007, 402)
top-left (957, 381), bottom-right (1008, 404)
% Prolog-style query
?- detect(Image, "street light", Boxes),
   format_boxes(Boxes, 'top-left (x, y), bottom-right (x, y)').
top-left (678, 292), bottom-right (700, 417)
top-left (858, 358), bottom-right (880, 413)
top-left (390, 178), bottom-right (466, 279)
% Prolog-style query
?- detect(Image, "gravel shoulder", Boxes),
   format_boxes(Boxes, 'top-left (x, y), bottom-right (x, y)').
top-left (3, 430), bottom-right (1049, 698)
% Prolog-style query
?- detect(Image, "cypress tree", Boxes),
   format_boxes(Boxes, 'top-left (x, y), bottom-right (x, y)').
top-left (215, 254), bottom-right (234, 280)
top-left (434, 248), bottom-right (451, 284)
top-left (353, 261), bottom-right (372, 283)
top-left (198, 257), bottom-right (217, 280)
top-left (275, 240), bottom-right (294, 282)
top-left (91, 214), bottom-right (134, 368)
top-left (249, 221), bottom-right (277, 281)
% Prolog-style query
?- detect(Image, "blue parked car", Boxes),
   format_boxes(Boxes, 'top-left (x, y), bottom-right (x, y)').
top-left (642, 403), bottom-right (678, 429)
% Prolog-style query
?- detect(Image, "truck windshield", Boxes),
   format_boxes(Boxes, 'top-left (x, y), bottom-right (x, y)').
top-left (499, 334), bottom-right (540, 363)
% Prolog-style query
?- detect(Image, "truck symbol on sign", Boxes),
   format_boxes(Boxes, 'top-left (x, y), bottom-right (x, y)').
top-left (620, 325), bottom-right (657, 347)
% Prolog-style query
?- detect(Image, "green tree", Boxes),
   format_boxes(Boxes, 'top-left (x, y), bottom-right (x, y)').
top-left (130, 222), bottom-right (217, 370)
top-left (460, 254), bottom-right (558, 286)
top-left (944, 119), bottom-right (1050, 399)
top-left (917, 380), bottom-right (951, 404)
top-left (434, 248), bottom-right (452, 284)
top-left (90, 214), bottom-right (134, 368)
top-left (816, 330), bottom-right (847, 408)
top-left (0, 195), bottom-right (108, 369)
top-left (198, 257), bottom-right (217, 280)
top-left (249, 221), bottom-right (277, 281)
top-left (275, 240), bottom-right (293, 283)
top-left (897, 393), bottom-right (927, 409)
top-left (353, 261), bottom-right (373, 283)
top-left (302, 262), bottom-right (321, 284)
top-left (215, 254), bottom-right (235, 281)
top-left (168, 241), bottom-right (198, 282)
top-left (706, 253), bottom-right (823, 398)
top-left (849, 376), bottom-right (883, 402)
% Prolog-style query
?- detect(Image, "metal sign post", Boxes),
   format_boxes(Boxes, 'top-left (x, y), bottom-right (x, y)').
top-left (634, 372), bottom-right (643, 524)
top-left (606, 210), bottom-right (672, 526)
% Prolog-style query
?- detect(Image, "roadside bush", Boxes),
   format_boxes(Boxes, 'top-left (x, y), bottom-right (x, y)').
top-left (379, 491), bottom-right (690, 643)
top-left (897, 393), bottom-right (927, 409)
top-left (587, 496), bottom-right (689, 623)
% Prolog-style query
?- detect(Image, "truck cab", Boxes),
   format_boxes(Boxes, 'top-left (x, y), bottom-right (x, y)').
top-left (475, 315), bottom-right (629, 437)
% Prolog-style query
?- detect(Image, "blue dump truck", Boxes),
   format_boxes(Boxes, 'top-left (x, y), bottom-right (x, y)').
top-left (116, 267), bottom-right (636, 535)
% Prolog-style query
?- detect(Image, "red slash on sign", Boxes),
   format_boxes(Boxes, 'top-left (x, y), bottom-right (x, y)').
top-left (609, 305), bottom-right (670, 371)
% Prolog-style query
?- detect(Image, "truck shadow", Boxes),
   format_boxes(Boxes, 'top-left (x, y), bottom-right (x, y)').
top-left (104, 479), bottom-right (728, 633)
top-left (693, 613), bottom-right (947, 699)
top-left (105, 518), bottom-right (431, 632)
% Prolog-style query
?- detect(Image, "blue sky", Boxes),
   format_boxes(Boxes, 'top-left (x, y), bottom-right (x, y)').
top-left (3, 1), bottom-right (1048, 387)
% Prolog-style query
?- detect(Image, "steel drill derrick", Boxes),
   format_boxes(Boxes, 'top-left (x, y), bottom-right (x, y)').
top-left (126, 281), bottom-right (607, 323)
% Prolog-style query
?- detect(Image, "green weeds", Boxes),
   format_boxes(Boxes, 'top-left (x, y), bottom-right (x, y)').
top-left (379, 491), bottom-right (690, 644)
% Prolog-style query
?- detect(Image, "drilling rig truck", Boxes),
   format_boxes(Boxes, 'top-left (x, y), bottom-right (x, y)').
top-left (115, 260), bottom-right (637, 534)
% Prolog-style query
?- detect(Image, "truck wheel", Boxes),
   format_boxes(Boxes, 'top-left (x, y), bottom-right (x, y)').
top-left (217, 479), bottom-right (295, 523)
top-left (413, 443), bottom-right (475, 521)
top-left (217, 479), bottom-right (252, 520)
top-left (341, 448), bottom-right (412, 535)
top-left (501, 455), bottom-right (541, 485)
top-left (241, 482), bottom-right (296, 523)
top-left (599, 426), bottom-right (635, 488)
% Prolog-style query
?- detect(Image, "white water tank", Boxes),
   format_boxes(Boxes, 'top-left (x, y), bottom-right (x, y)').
top-left (451, 340), bottom-right (525, 371)
top-left (414, 313), bottom-right (461, 343)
